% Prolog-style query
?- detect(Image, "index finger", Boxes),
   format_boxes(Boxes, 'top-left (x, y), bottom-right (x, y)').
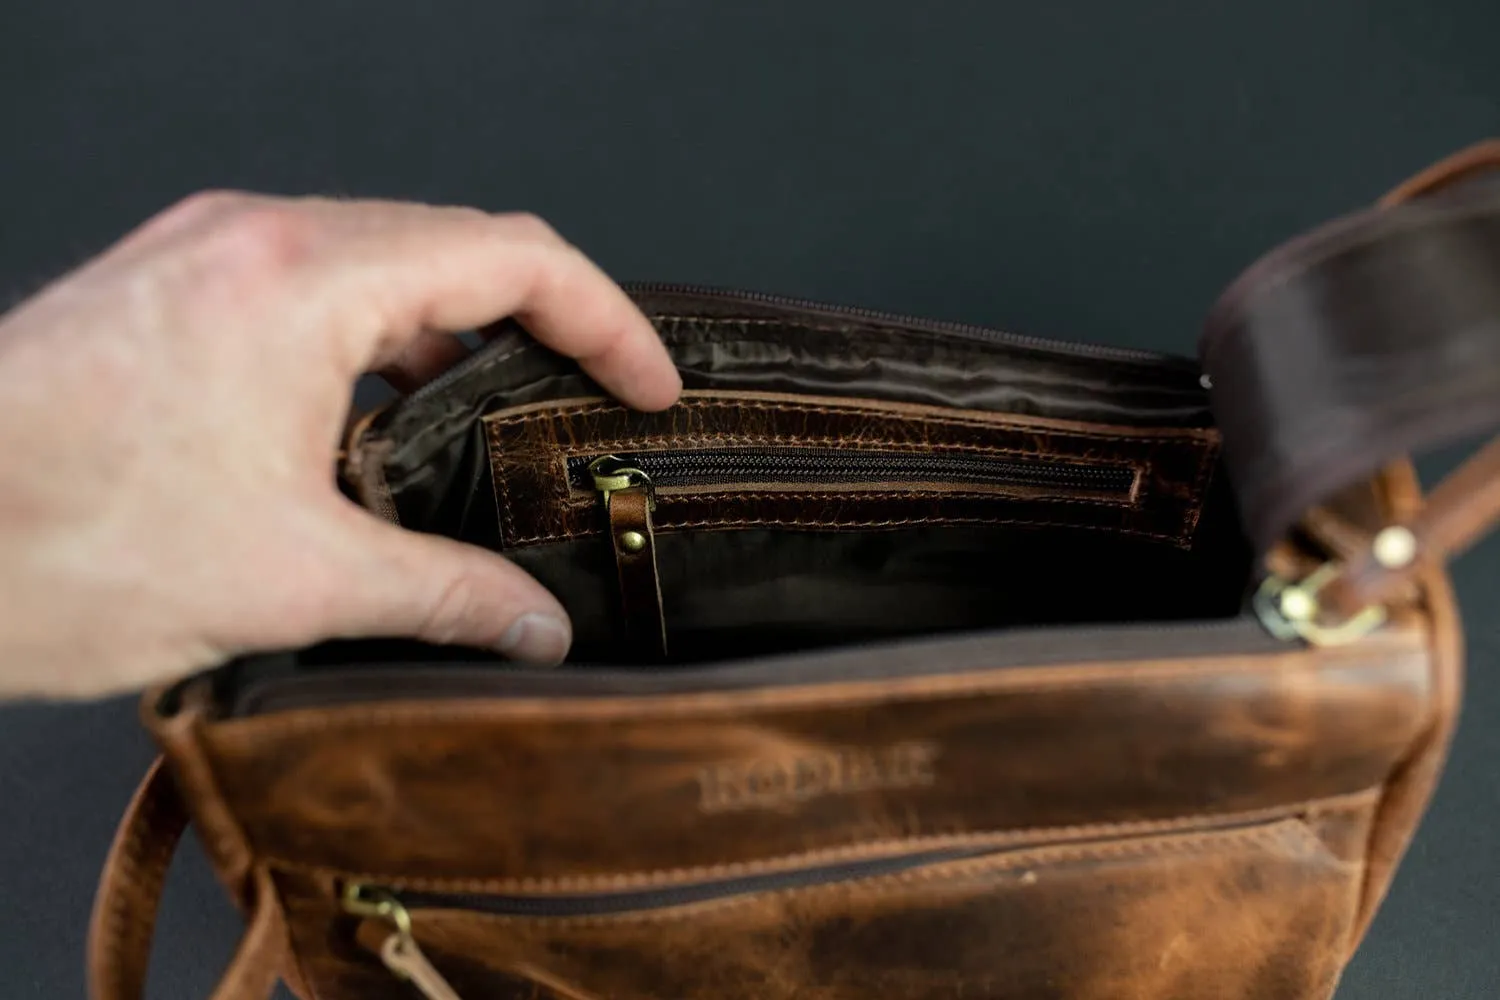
top-left (256, 197), bottom-right (681, 411)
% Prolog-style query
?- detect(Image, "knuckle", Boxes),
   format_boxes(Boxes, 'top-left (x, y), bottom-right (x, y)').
top-left (419, 572), bottom-right (486, 645)
top-left (191, 200), bottom-right (319, 282)
top-left (155, 189), bottom-right (253, 229)
top-left (497, 211), bottom-right (561, 246)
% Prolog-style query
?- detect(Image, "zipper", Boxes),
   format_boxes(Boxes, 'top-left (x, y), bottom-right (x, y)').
top-left (406, 284), bottom-right (1191, 405)
top-left (338, 845), bottom-right (983, 996)
top-left (570, 447), bottom-right (1136, 497)
top-left (337, 811), bottom-right (1284, 995)
top-left (342, 885), bottom-right (464, 1000)
top-left (347, 847), bottom-right (977, 922)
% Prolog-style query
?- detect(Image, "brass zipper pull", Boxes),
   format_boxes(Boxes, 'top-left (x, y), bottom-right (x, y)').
top-left (588, 456), bottom-right (667, 658)
top-left (343, 884), bottom-right (464, 1000)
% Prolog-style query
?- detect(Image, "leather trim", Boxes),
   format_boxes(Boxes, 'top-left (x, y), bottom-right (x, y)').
top-left (608, 488), bottom-right (667, 656)
top-left (484, 389), bottom-right (1218, 549)
top-left (88, 759), bottom-right (291, 1000)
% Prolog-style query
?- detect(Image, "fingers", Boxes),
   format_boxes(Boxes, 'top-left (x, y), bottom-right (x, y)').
top-left (141, 193), bottom-right (682, 409)
top-left (330, 204), bottom-right (680, 411)
top-left (374, 329), bottom-right (473, 393)
top-left (315, 506), bottom-right (573, 665)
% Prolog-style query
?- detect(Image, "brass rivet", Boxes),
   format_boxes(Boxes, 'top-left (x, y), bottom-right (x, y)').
top-left (1278, 586), bottom-right (1317, 623)
top-left (619, 530), bottom-right (647, 553)
top-left (1372, 526), bottom-right (1418, 569)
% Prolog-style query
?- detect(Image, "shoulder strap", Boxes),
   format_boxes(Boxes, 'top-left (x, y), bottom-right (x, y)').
top-left (88, 757), bottom-right (288, 1000)
top-left (1202, 141), bottom-right (1500, 625)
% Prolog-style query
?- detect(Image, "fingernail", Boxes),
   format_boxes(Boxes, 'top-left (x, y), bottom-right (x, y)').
top-left (497, 613), bottom-right (571, 666)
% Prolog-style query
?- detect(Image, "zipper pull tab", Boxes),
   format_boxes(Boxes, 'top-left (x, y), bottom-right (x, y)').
top-left (343, 884), bottom-right (464, 1000)
top-left (587, 456), bottom-right (667, 658)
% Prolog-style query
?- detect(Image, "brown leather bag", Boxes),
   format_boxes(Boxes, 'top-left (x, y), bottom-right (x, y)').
top-left (90, 142), bottom-right (1500, 1000)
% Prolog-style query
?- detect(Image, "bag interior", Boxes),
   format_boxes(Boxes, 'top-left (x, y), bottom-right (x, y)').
top-left (345, 292), bottom-right (1254, 667)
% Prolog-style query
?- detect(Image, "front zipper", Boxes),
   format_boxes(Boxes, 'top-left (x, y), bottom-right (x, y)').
top-left (570, 447), bottom-right (1136, 497)
top-left (342, 885), bottom-right (464, 1000)
top-left (338, 845), bottom-right (985, 996)
top-left (347, 847), bottom-right (978, 922)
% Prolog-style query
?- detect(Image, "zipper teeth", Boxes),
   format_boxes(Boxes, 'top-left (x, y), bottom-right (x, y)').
top-left (569, 448), bottom-right (1135, 494)
top-left (390, 847), bottom-right (982, 918)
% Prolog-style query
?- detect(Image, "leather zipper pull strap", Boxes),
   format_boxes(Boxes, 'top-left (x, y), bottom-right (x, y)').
top-left (588, 455), bottom-right (668, 659)
top-left (608, 486), bottom-right (668, 658)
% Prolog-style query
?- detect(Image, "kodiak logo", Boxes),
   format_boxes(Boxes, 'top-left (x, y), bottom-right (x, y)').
top-left (697, 741), bottom-right (939, 813)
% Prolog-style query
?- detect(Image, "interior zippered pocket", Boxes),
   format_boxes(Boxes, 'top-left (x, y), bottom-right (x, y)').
top-left (478, 392), bottom-right (1223, 660)
top-left (484, 392), bottom-right (1213, 552)
top-left (570, 443), bottom-right (1147, 657)
top-left (566, 447), bottom-right (1138, 497)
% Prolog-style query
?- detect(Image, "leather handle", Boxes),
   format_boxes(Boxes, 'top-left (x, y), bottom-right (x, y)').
top-left (88, 758), bottom-right (286, 1000)
top-left (1202, 140), bottom-right (1500, 622)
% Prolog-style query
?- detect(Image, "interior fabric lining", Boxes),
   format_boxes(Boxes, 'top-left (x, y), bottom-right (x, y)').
top-left (345, 303), bottom-right (1251, 666)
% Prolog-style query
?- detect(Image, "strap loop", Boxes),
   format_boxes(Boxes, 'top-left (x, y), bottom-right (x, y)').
top-left (88, 758), bottom-right (287, 1000)
top-left (1204, 140), bottom-right (1500, 632)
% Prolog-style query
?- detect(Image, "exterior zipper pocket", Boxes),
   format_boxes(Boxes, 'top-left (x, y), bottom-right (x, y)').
top-left (336, 815), bottom-right (1352, 1000)
top-left (339, 846), bottom-right (995, 1000)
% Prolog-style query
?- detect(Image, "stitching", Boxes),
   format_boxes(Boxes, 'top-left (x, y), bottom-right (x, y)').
top-left (487, 396), bottom-right (1209, 546)
top-left (1180, 436), bottom-right (1221, 538)
top-left (104, 776), bottom-right (179, 997)
top-left (488, 397), bottom-right (1217, 449)
top-left (260, 789), bottom-right (1379, 894)
top-left (556, 434), bottom-right (1146, 464)
top-left (407, 821), bottom-right (1323, 929)
top-left (513, 511), bottom-right (1179, 547)
top-left (645, 490), bottom-right (1134, 506)
top-left (486, 421), bottom-right (520, 544)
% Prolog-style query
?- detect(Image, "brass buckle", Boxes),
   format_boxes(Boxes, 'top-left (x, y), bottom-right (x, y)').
top-left (1252, 562), bottom-right (1387, 646)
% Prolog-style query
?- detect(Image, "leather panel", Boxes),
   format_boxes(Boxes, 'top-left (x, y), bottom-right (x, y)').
top-left (286, 817), bottom-right (1360, 1000)
top-left (194, 633), bottom-right (1429, 885)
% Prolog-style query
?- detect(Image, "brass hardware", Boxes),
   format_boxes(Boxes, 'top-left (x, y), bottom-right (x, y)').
top-left (343, 884), bottom-right (463, 1000)
top-left (619, 530), bottom-right (647, 552)
top-left (1253, 562), bottom-right (1387, 646)
top-left (587, 455), bottom-right (656, 511)
top-left (1372, 525), bottom-right (1418, 569)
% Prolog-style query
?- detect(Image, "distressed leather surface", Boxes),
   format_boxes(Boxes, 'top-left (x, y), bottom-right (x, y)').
top-left (330, 818), bottom-right (1367, 1000)
top-left (192, 635), bottom-right (1429, 883)
top-left (125, 609), bottom-right (1444, 1000)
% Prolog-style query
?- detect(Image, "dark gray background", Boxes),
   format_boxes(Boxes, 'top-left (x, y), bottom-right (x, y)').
top-left (2, 2), bottom-right (1498, 997)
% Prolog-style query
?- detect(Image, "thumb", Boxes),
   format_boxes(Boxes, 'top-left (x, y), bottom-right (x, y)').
top-left (315, 507), bottom-right (573, 665)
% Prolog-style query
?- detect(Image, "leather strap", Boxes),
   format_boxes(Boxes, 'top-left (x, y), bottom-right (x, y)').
top-left (608, 487), bottom-right (668, 657)
top-left (1202, 141), bottom-right (1500, 616)
top-left (88, 758), bottom-right (286, 1000)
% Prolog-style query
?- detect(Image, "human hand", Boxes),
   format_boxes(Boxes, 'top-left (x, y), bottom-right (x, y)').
top-left (0, 193), bottom-right (681, 699)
